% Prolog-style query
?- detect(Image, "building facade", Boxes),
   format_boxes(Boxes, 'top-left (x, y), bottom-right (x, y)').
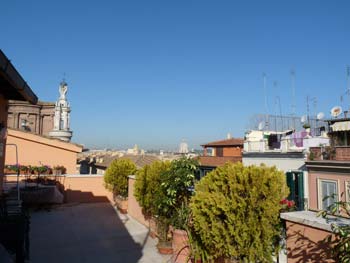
top-left (199, 136), bottom-right (244, 177)
top-left (7, 100), bottom-right (55, 136)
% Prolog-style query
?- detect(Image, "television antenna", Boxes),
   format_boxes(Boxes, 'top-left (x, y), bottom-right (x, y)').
top-left (258, 121), bottom-right (265, 131)
top-left (262, 73), bottom-right (269, 129)
top-left (301, 115), bottom-right (307, 123)
top-left (317, 112), bottom-right (325, 120)
top-left (331, 106), bottom-right (342, 118)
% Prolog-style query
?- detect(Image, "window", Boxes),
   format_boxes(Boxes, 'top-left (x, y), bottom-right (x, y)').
top-left (318, 179), bottom-right (338, 210)
top-left (216, 147), bottom-right (223, 157)
top-left (346, 182), bottom-right (350, 202)
top-left (205, 147), bottom-right (214, 156)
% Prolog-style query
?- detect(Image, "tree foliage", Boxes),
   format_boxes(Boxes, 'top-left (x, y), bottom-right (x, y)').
top-left (158, 156), bottom-right (199, 220)
top-left (104, 158), bottom-right (137, 198)
top-left (190, 163), bottom-right (289, 262)
top-left (134, 160), bottom-right (171, 216)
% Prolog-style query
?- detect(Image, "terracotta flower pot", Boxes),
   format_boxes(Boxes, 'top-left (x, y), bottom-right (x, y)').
top-left (157, 241), bottom-right (173, 255)
top-left (115, 196), bottom-right (128, 214)
top-left (172, 229), bottom-right (190, 263)
top-left (149, 217), bottom-right (158, 238)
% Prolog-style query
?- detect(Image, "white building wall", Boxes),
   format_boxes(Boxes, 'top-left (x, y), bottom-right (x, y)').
top-left (242, 157), bottom-right (305, 172)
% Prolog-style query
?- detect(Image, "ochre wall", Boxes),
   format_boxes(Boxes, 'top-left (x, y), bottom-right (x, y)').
top-left (5, 130), bottom-right (80, 174)
top-left (285, 220), bottom-right (334, 263)
top-left (63, 176), bottom-right (113, 203)
top-left (0, 95), bottom-right (8, 193)
top-left (223, 147), bottom-right (242, 157)
top-left (308, 171), bottom-right (349, 211)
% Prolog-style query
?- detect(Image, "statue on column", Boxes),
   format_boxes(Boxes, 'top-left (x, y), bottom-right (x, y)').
top-left (49, 80), bottom-right (73, 142)
top-left (59, 81), bottom-right (68, 100)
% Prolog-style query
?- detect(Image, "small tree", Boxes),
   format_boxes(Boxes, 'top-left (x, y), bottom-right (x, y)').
top-left (104, 159), bottom-right (137, 198)
top-left (190, 163), bottom-right (289, 262)
top-left (134, 160), bottom-right (171, 216)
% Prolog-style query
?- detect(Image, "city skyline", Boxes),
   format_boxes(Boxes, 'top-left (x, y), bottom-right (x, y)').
top-left (2, 1), bottom-right (350, 149)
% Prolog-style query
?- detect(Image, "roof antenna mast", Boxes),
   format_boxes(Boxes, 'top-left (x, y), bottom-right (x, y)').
top-left (291, 69), bottom-right (296, 116)
top-left (347, 65), bottom-right (350, 109)
top-left (263, 73), bottom-right (269, 130)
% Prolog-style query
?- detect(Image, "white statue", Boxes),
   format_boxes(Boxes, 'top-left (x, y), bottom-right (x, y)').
top-left (59, 81), bottom-right (68, 100)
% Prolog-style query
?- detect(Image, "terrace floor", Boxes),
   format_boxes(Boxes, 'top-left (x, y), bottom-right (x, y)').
top-left (30, 202), bottom-right (170, 263)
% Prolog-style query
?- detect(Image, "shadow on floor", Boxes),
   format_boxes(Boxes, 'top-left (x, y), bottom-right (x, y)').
top-left (64, 189), bottom-right (110, 203)
top-left (29, 202), bottom-right (144, 263)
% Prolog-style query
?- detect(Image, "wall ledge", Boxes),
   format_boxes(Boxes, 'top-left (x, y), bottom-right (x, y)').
top-left (281, 210), bottom-right (350, 232)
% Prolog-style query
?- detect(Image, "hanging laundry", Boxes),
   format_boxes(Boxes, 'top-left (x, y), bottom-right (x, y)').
top-left (268, 134), bottom-right (278, 147)
top-left (292, 131), bottom-right (307, 147)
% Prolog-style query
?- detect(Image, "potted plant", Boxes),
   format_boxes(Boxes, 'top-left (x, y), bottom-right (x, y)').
top-left (104, 158), bottom-right (137, 213)
top-left (171, 202), bottom-right (191, 262)
top-left (53, 165), bottom-right (66, 175)
top-left (157, 157), bottom-right (199, 256)
top-left (134, 160), bottom-right (171, 238)
top-left (156, 216), bottom-right (173, 254)
top-left (190, 163), bottom-right (289, 262)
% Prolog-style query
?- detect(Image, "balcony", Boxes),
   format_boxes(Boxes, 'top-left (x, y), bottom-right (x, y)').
top-left (308, 146), bottom-right (350, 161)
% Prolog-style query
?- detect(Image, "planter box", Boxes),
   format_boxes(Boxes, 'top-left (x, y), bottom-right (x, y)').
top-left (115, 196), bottom-right (128, 214)
top-left (172, 229), bottom-right (190, 263)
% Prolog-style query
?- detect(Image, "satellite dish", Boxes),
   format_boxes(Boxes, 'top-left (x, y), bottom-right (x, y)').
top-left (317, 112), bottom-right (325, 120)
top-left (301, 115), bottom-right (307, 123)
top-left (258, 122), bottom-right (265, 131)
top-left (331, 106), bottom-right (342, 118)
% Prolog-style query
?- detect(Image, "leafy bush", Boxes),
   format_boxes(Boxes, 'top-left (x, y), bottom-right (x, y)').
top-left (104, 159), bottom-right (137, 198)
top-left (134, 160), bottom-right (171, 216)
top-left (190, 163), bottom-right (289, 262)
top-left (159, 156), bottom-right (199, 214)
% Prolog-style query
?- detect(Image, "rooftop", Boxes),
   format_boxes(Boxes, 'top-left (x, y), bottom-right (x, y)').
top-left (199, 156), bottom-right (242, 167)
top-left (201, 138), bottom-right (244, 147)
top-left (0, 50), bottom-right (38, 103)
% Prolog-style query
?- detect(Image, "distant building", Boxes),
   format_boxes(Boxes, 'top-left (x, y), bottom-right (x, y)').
top-left (94, 154), bottom-right (161, 175)
top-left (281, 116), bottom-right (350, 263)
top-left (179, 140), bottom-right (189, 154)
top-left (7, 100), bottom-right (55, 136)
top-left (198, 136), bottom-right (244, 177)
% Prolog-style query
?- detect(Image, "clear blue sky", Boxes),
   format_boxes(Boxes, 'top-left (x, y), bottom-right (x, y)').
top-left (2, 1), bottom-right (350, 150)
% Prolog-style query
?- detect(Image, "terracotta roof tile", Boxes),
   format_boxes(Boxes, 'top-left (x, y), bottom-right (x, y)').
top-left (199, 156), bottom-right (242, 167)
top-left (201, 138), bottom-right (244, 147)
top-left (95, 154), bottom-right (160, 169)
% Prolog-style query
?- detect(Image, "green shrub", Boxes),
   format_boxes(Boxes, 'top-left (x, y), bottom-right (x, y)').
top-left (134, 160), bottom-right (171, 216)
top-left (190, 162), bottom-right (289, 262)
top-left (104, 159), bottom-right (137, 198)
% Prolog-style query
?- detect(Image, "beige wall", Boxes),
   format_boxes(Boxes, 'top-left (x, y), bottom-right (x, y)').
top-left (5, 129), bottom-right (81, 174)
top-left (0, 95), bottom-right (8, 193)
top-left (308, 170), bottom-right (349, 211)
top-left (285, 220), bottom-right (334, 263)
top-left (243, 157), bottom-right (305, 172)
top-left (63, 176), bottom-right (113, 203)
